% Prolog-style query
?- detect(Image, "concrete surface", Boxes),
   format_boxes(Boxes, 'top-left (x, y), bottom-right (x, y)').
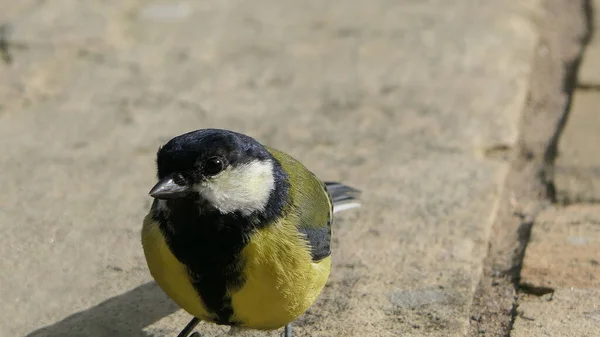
top-left (468, 0), bottom-right (591, 336)
top-left (554, 0), bottom-right (600, 205)
top-left (578, 0), bottom-right (600, 85)
top-left (555, 0), bottom-right (600, 204)
top-left (0, 1), bottom-right (539, 337)
top-left (513, 206), bottom-right (600, 337)
top-left (555, 91), bottom-right (600, 204)
top-left (514, 288), bottom-right (600, 337)
top-left (511, 1), bottom-right (600, 334)
top-left (519, 206), bottom-right (600, 290)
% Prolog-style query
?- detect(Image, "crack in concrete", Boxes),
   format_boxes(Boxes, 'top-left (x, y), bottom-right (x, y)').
top-left (467, 1), bottom-right (594, 336)
top-left (518, 283), bottom-right (555, 297)
top-left (576, 82), bottom-right (600, 90)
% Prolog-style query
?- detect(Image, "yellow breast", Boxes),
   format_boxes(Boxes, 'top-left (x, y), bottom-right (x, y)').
top-left (141, 215), bottom-right (214, 321)
top-left (141, 214), bottom-right (331, 330)
top-left (230, 218), bottom-right (331, 330)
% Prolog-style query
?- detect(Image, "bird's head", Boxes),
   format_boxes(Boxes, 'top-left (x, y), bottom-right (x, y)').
top-left (149, 129), bottom-right (284, 216)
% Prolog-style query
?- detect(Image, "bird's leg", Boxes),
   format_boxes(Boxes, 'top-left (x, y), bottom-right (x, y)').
top-left (281, 323), bottom-right (292, 337)
top-left (176, 317), bottom-right (201, 337)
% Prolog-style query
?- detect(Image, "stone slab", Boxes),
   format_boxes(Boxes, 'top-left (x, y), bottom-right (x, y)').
top-left (555, 91), bottom-right (600, 204)
top-left (0, 1), bottom-right (537, 336)
top-left (577, 0), bottom-right (600, 85)
top-left (514, 205), bottom-right (600, 337)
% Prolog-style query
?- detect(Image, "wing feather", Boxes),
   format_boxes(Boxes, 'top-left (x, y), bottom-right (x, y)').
top-left (267, 148), bottom-right (360, 262)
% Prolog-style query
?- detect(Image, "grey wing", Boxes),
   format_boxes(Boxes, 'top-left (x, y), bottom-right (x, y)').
top-left (298, 182), bottom-right (361, 262)
top-left (295, 180), bottom-right (334, 262)
top-left (324, 182), bottom-right (361, 214)
top-left (298, 225), bottom-right (332, 262)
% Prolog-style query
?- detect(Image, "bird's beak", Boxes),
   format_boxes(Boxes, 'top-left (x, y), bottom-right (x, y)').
top-left (149, 176), bottom-right (192, 200)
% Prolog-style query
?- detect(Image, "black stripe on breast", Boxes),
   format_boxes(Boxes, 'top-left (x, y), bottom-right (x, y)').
top-left (152, 162), bottom-right (290, 324)
top-left (154, 198), bottom-right (248, 324)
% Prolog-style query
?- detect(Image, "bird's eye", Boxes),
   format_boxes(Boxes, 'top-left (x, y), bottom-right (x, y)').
top-left (204, 157), bottom-right (225, 176)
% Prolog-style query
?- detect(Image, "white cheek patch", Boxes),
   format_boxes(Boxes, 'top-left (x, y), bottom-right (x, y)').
top-left (195, 160), bottom-right (276, 215)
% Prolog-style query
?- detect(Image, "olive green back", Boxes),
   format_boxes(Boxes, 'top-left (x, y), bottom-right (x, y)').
top-left (267, 147), bottom-right (333, 261)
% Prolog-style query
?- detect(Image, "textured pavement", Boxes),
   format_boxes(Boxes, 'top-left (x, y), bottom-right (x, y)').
top-left (514, 207), bottom-right (600, 337)
top-left (512, 2), bottom-right (600, 334)
top-left (0, 1), bottom-right (549, 336)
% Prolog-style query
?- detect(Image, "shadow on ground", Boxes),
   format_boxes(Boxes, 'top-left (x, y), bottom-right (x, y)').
top-left (26, 282), bottom-right (178, 337)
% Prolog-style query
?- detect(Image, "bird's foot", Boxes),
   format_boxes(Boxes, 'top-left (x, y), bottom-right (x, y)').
top-left (176, 317), bottom-right (201, 337)
top-left (280, 323), bottom-right (292, 337)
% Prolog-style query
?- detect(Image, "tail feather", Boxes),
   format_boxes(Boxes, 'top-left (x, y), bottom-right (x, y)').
top-left (325, 182), bottom-right (361, 214)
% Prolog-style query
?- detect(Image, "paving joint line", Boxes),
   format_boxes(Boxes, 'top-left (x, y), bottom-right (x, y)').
top-left (467, 1), bottom-right (594, 336)
top-left (576, 82), bottom-right (600, 90)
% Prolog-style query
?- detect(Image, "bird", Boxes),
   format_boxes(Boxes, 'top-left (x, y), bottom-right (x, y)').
top-left (141, 128), bottom-right (360, 337)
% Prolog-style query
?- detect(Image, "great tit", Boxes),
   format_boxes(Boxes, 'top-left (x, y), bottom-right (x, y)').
top-left (142, 129), bottom-right (360, 337)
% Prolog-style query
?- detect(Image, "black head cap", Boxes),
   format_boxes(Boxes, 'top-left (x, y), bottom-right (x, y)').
top-left (156, 129), bottom-right (272, 182)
